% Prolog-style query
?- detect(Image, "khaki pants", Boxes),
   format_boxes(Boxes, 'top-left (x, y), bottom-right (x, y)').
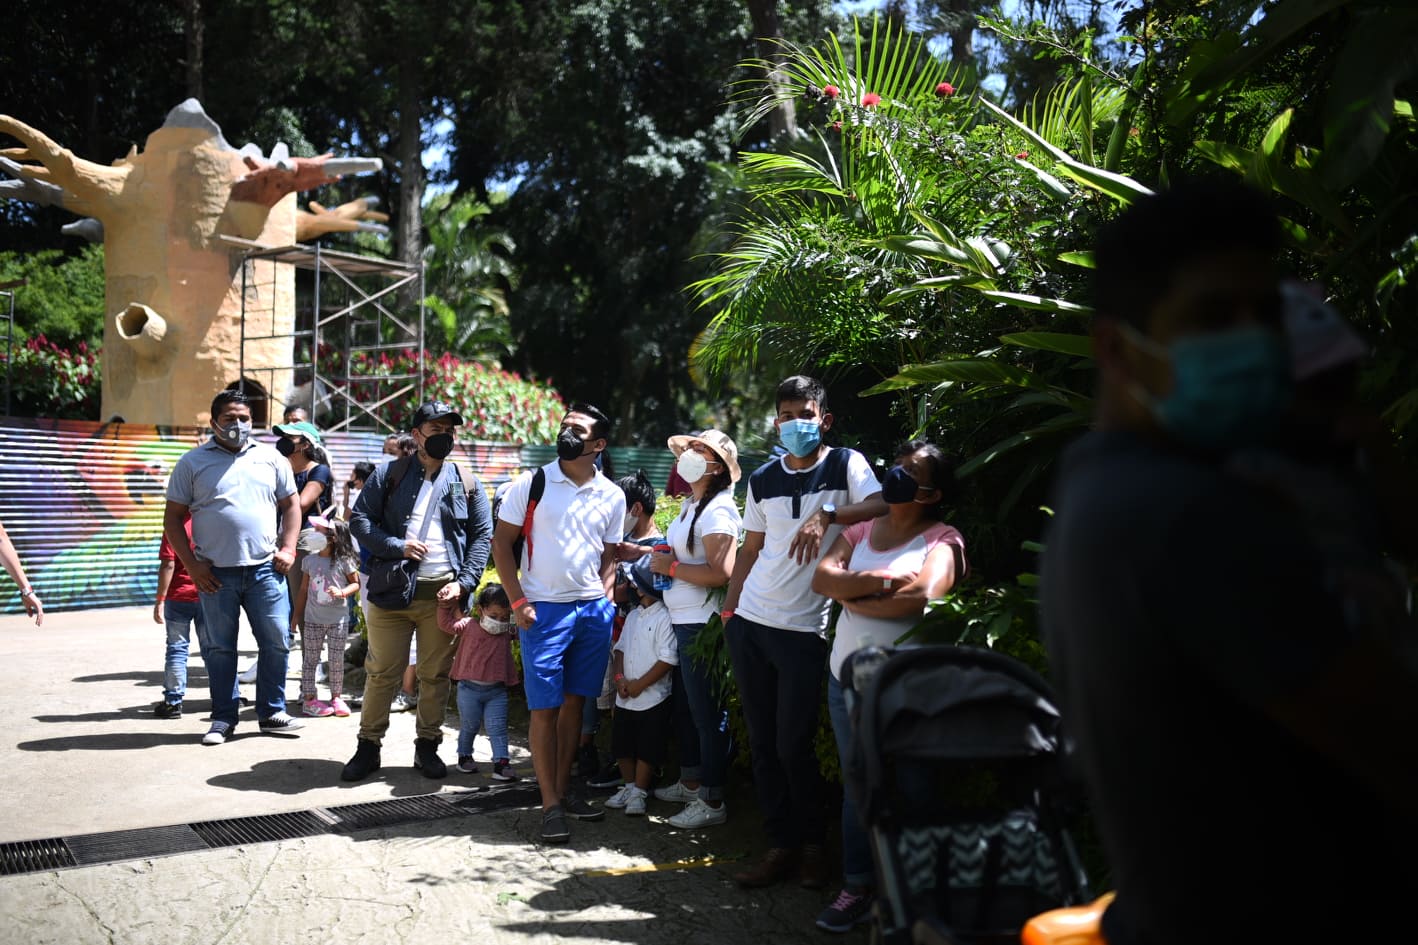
top-left (358, 574), bottom-right (457, 744)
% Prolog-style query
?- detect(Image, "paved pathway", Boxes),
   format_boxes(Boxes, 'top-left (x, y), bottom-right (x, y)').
top-left (0, 605), bottom-right (870, 945)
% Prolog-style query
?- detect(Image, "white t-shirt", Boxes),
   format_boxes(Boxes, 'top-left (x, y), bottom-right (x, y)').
top-left (407, 478), bottom-right (451, 577)
top-left (614, 600), bottom-right (678, 711)
top-left (663, 490), bottom-right (741, 624)
top-left (497, 461), bottom-right (625, 603)
top-left (828, 520), bottom-right (967, 680)
top-left (738, 447), bottom-right (881, 634)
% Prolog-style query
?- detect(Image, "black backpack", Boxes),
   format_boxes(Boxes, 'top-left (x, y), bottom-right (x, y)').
top-left (491, 467), bottom-right (546, 571)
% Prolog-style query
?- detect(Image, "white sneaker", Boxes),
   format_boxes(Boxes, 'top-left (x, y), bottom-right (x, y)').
top-left (667, 798), bottom-right (727, 828)
top-left (653, 781), bottom-right (699, 804)
top-left (604, 784), bottom-right (636, 809)
top-left (625, 788), bottom-right (647, 816)
top-left (238, 662), bottom-right (259, 684)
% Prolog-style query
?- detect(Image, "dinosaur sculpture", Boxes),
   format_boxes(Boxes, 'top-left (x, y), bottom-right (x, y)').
top-left (0, 99), bottom-right (384, 426)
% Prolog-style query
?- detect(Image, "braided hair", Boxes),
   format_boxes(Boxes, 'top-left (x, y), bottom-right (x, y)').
top-left (683, 465), bottom-right (733, 554)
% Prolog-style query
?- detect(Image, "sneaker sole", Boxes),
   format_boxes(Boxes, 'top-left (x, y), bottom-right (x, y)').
top-left (562, 809), bottom-right (604, 822)
top-left (815, 913), bottom-right (874, 933)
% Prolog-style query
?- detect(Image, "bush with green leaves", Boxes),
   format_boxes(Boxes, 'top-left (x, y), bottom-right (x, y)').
top-left (5, 334), bottom-right (101, 419)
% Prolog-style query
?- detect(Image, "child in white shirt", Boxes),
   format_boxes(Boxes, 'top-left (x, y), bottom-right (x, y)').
top-left (604, 557), bottom-right (678, 816)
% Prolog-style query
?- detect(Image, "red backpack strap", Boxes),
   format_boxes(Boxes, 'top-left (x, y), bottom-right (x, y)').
top-left (521, 467), bottom-right (547, 569)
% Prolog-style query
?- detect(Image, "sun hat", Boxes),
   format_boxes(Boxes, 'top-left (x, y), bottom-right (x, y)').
top-left (272, 420), bottom-right (322, 445)
top-left (308, 514), bottom-right (334, 531)
top-left (667, 429), bottom-right (742, 483)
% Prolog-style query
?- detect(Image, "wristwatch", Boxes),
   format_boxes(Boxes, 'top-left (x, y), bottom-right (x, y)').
top-left (822, 503), bottom-right (837, 525)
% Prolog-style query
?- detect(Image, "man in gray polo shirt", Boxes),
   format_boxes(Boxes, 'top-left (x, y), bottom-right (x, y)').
top-left (164, 389), bottom-right (306, 745)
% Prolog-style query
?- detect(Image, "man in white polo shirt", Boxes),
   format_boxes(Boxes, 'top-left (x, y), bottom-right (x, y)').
top-left (492, 402), bottom-right (624, 844)
top-left (720, 375), bottom-right (886, 889)
top-left (164, 388), bottom-right (305, 746)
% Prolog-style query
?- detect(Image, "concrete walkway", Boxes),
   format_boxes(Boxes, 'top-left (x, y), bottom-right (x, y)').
top-left (0, 605), bottom-right (870, 945)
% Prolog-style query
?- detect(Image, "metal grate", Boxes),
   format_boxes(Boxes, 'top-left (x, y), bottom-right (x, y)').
top-left (0, 785), bottom-right (540, 877)
top-left (65, 825), bottom-right (208, 865)
top-left (0, 838), bottom-right (76, 875)
top-left (326, 795), bottom-right (467, 833)
top-left (190, 811), bottom-right (333, 848)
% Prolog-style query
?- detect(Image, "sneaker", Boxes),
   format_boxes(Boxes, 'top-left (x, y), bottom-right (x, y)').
top-left (667, 798), bottom-right (728, 829)
top-left (330, 696), bottom-right (351, 717)
top-left (491, 759), bottom-right (518, 782)
top-left (625, 789), bottom-right (647, 816)
top-left (391, 691), bottom-right (416, 713)
top-left (815, 887), bottom-right (875, 933)
top-left (153, 700), bottom-right (182, 720)
top-left (653, 781), bottom-right (699, 803)
top-left (541, 805), bottom-right (571, 843)
top-left (258, 712), bottom-right (305, 734)
top-left (201, 721), bottom-right (235, 745)
top-left (237, 662), bottom-right (259, 684)
top-left (560, 792), bottom-right (605, 822)
top-left (302, 698), bottom-right (334, 718)
top-left (604, 784), bottom-right (637, 809)
top-left (587, 761), bottom-right (624, 789)
top-left (799, 843), bottom-right (831, 889)
top-left (457, 755), bottom-right (478, 774)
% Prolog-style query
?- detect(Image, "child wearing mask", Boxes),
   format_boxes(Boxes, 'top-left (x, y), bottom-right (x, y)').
top-left (439, 582), bottom-right (520, 781)
top-left (293, 515), bottom-right (361, 717)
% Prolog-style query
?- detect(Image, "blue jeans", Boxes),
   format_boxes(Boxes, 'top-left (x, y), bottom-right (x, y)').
top-left (828, 673), bottom-right (875, 888)
top-left (675, 622), bottom-right (733, 803)
top-left (162, 599), bottom-right (210, 703)
top-left (199, 562), bottom-right (292, 726)
top-left (456, 680), bottom-right (510, 761)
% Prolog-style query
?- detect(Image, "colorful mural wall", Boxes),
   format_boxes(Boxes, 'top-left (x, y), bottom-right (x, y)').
top-left (0, 418), bottom-right (522, 615)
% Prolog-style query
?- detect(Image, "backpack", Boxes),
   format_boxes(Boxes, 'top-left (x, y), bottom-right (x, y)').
top-left (491, 467), bottom-right (546, 572)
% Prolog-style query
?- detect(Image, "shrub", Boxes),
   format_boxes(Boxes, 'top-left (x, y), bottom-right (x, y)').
top-left (5, 334), bottom-right (101, 419)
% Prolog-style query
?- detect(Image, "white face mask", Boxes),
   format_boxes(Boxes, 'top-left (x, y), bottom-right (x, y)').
top-left (480, 615), bottom-right (514, 636)
top-left (676, 450), bottom-right (708, 484)
top-left (623, 510), bottom-right (638, 536)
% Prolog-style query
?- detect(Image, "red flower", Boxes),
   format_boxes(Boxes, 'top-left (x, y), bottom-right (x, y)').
top-left (822, 85), bottom-right (839, 99)
top-left (1015, 151), bottom-right (1029, 160)
top-left (861, 92), bottom-right (881, 107)
top-left (936, 82), bottom-right (956, 97)
top-left (831, 121), bottom-right (842, 133)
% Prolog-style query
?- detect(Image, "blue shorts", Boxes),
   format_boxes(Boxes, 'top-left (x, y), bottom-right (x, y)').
top-left (521, 597), bottom-right (615, 711)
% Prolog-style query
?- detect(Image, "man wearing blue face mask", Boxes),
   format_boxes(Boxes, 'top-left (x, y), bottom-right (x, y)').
top-left (164, 389), bottom-right (304, 745)
top-left (1039, 178), bottom-right (1418, 945)
top-left (720, 375), bottom-right (887, 890)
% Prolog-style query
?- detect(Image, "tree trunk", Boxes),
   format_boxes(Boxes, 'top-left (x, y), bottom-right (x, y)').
top-left (395, 48), bottom-right (425, 307)
top-left (181, 0), bottom-right (205, 101)
top-left (746, 0), bottom-right (798, 141)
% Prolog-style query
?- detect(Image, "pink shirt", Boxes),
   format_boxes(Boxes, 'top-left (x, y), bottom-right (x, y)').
top-left (438, 603), bottom-right (520, 687)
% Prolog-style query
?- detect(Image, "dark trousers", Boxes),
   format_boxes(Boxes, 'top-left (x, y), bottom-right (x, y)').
top-left (724, 614), bottom-right (829, 848)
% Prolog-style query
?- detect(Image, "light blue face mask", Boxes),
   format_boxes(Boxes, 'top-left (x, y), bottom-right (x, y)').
top-left (1121, 323), bottom-right (1293, 452)
top-left (778, 418), bottom-right (822, 458)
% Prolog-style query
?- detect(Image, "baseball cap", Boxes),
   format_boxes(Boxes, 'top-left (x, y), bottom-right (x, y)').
top-left (272, 420), bottom-right (322, 445)
top-left (410, 401), bottom-right (465, 428)
top-left (308, 514), bottom-right (334, 531)
top-left (627, 556), bottom-right (663, 601)
top-left (667, 429), bottom-right (742, 483)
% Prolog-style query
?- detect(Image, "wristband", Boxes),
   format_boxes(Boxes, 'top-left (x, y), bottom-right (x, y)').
top-left (511, 597), bottom-right (528, 610)
top-left (20, 586), bottom-right (35, 599)
top-left (156, 596), bottom-right (167, 602)
top-left (720, 609), bottom-right (734, 622)
top-left (614, 673), bottom-right (626, 681)
top-left (669, 561), bottom-right (680, 578)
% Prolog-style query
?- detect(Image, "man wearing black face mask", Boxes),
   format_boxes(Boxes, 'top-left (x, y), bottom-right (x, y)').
top-left (343, 401), bottom-right (494, 782)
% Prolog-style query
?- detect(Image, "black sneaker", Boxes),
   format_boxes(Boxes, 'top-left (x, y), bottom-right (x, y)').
top-left (490, 759), bottom-right (518, 782)
top-left (541, 805), bottom-right (571, 843)
top-left (560, 792), bottom-right (604, 822)
top-left (258, 711), bottom-right (305, 734)
top-left (815, 887), bottom-right (875, 933)
top-left (201, 721), bottom-right (235, 745)
top-left (153, 700), bottom-right (182, 719)
top-left (586, 761), bottom-right (624, 789)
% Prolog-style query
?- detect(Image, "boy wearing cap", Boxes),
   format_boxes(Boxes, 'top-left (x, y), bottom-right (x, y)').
top-left (603, 557), bottom-right (679, 817)
top-left (491, 403), bottom-right (625, 843)
top-left (343, 401), bottom-right (493, 781)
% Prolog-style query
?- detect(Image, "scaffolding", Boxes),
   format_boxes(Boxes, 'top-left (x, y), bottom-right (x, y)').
top-left (228, 238), bottom-right (425, 433)
top-left (0, 278), bottom-right (22, 416)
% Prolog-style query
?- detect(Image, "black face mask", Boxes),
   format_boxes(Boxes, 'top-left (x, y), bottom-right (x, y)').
top-left (557, 428), bottom-right (587, 461)
top-left (276, 438), bottom-right (297, 457)
top-left (423, 432), bottom-right (455, 460)
top-left (881, 465), bottom-right (921, 504)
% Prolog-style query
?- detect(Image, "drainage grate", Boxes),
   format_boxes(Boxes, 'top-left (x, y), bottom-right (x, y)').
top-left (0, 785), bottom-right (541, 877)
top-left (65, 825), bottom-right (208, 865)
top-left (191, 811), bottom-right (333, 849)
top-left (327, 795), bottom-right (467, 833)
top-left (0, 838), bottom-right (76, 876)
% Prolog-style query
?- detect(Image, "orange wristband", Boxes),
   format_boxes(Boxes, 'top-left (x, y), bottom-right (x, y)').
top-left (669, 561), bottom-right (680, 578)
top-left (511, 597), bottom-right (528, 609)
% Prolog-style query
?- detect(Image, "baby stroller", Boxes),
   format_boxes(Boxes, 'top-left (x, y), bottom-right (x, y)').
top-left (841, 644), bottom-right (1093, 945)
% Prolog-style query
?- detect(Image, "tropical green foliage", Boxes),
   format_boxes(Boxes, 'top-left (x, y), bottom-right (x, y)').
top-left (421, 192), bottom-right (516, 362)
top-left (0, 246), bottom-right (106, 349)
top-left (5, 334), bottom-right (101, 419)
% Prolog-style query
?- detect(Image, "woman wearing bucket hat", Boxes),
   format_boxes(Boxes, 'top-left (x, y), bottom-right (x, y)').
top-left (647, 429), bottom-right (743, 828)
